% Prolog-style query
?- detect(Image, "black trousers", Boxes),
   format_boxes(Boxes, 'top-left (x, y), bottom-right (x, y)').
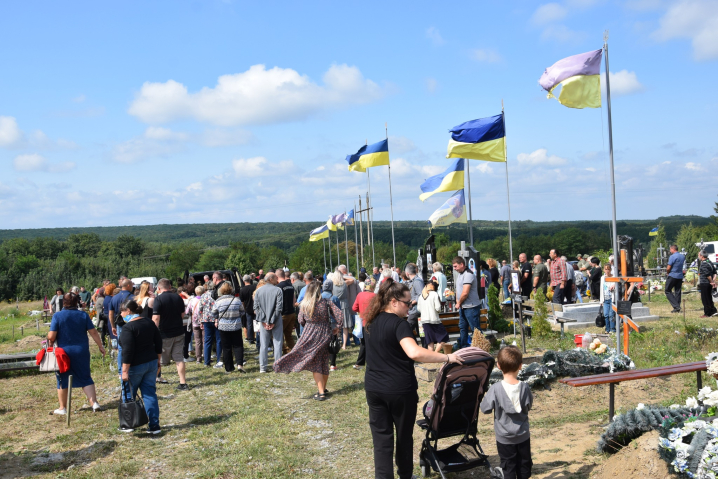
top-left (552, 286), bottom-right (564, 304)
top-left (218, 329), bottom-right (244, 372)
top-left (183, 329), bottom-right (193, 358)
top-left (665, 277), bottom-right (683, 311)
top-left (496, 438), bottom-right (532, 479)
top-left (700, 283), bottom-right (717, 316)
top-left (366, 390), bottom-right (418, 479)
top-left (564, 280), bottom-right (574, 304)
top-left (355, 338), bottom-right (366, 366)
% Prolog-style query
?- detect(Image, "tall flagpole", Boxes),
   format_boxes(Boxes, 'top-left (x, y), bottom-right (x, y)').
top-left (344, 213), bottom-right (349, 269)
top-left (386, 124), bottom-right (397, 267)
top-left (354, 202), bottom-right (360, 276)
top-left (367, 176), bottom-right (376, 267)
top-left (466, 158), bottom-right (474, 246)
top-left (328, 232), bottom-right (333, 271)
top-left (358, 195), bottom-right (364, 267)
top-left (604, 31), bottom-right (621, 353)
top-left (502, 101), bottom-right (514, 264)
top-left (322, 237), bottom-right (327, 273)
top-left (336, 223), bottom-right (340, 268)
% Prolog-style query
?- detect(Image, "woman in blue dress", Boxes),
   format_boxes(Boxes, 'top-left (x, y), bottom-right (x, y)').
top-left (47, 293), bottom-right (106, 415)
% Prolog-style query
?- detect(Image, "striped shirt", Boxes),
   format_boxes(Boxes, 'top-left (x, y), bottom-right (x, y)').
top-left (212, 295), bottom-right (245, 331)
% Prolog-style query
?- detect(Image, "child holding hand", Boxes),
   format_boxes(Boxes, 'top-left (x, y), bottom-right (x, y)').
top-left (480, 345), bottom-right (533, 479)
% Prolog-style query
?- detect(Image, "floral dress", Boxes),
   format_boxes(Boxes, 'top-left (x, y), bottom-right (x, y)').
top-left (273, 298), bottom-right (343, 376)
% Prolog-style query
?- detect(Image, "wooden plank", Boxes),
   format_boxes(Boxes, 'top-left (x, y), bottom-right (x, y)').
top-left (0, 361), bottom-right (39, 371)
top-left (560, 362), bottom-right (706, 386)
top-left (0, 353), bottom-right (36, 361)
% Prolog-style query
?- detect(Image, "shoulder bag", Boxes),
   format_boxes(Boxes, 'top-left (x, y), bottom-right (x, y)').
top-left (326, 300), bottom-right (341, 355)
top-left (37, 346), bottom-right (60, 372)
top-left (595, 307), bottom-right (606, 328)
top-left (118, 381), bottom-right (149, 430)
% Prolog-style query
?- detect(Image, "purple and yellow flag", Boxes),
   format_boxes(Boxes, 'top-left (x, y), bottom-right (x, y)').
top-left (539, 49), bottom-right (602, 109)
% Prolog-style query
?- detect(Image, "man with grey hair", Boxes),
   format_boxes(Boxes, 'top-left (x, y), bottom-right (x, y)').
top-left (254, 272), bottom-right (284, 372)
top-left (405, 262), bottom-right (424, 343)
top-left (698, 250), bottom-right (717, 317)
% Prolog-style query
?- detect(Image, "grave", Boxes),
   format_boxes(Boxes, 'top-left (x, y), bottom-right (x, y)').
top-left (554, 302), bottom-right (659, 330)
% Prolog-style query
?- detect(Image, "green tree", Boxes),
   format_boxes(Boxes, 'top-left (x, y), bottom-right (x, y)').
top-left (675, 223), bottom-right (701, 264)
top-left (113, 234), bottom-right (145, 258)
top-left (487, 284), bottom-right (509, 332)
top-left (225, 251), bottom-right (254, 276)
top-left (166, 242), bottom-right (202, 279)
top-left (531, 288), bottom-right (552, 337)
top-left (67, 233), bottom-right (103, 257)
top-left (289, 241), bottom-right (325, 275)
top-left (195, 248), bottom-right (231, 271)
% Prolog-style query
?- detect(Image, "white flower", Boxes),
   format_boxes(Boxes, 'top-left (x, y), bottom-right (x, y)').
top-left (670, 404), bottom-right (681, 409)
top-left (700, 387), bottom-right (713, 400)
top-left (659, 438), bottom-right (675, 449)
top-left (674, 442), bottom-right (691, 460)
top-left (636, 403), bottom-right (645, 410)
top-left (672, 458), bottom-right (688, 473)
top-left (669, 428), bottom-right (689, 441)
top-left (693, 420), bottom-right (707, 430)
top-left (687, 396), bottom-right (699, 408)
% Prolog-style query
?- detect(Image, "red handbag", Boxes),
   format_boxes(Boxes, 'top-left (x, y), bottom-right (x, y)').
top-left (36, 346), bottom-right (71, 373)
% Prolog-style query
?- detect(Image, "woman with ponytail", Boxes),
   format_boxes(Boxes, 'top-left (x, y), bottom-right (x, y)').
top-left (364, 278), bottom-right (462, 479)
top-left (273, 281), bottom-right (342, 401)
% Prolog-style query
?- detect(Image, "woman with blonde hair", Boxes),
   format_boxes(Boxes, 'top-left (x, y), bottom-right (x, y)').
top-left (274, 282), bottom-right (342, 400)
top-left (134, 281), bottom-right (153, 318)
top-left (331, 271), bottom-right (354, 350)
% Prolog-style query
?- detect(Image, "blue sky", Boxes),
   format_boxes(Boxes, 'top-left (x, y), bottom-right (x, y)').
top-left (0, 0), bottom-right (716, 230)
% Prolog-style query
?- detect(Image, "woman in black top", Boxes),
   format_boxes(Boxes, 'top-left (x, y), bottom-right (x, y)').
top-left (487, 258), bottom-right (500, 298)
top-left (119, 299), bottom-right (163, 434)
top-left (589, 257), bottom-right (602, 301)
top-left (363, 279), bottom-right (462, 479)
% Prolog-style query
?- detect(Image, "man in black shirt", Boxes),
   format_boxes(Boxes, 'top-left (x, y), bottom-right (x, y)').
top-left (239, 275), bottom-right (257, 347)
top-left (275, 270), bottom-right (297, 354)
top-left (519, 253), bottom-right (533, 298)
top-left (152, 278), bottom-right (189, 390)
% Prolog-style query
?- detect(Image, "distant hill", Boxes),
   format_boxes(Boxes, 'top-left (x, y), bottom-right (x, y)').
top-left (0, 215), bottom-right (710, 250)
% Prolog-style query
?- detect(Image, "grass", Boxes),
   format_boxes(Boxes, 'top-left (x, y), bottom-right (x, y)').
top-left (0, 291), bottom-right (716, 478)
top-left (0, 300), bottom-right (48, 346)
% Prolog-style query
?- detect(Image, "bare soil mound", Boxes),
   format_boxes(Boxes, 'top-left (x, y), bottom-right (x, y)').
top-left (591, 430), bottom-right (671, 479)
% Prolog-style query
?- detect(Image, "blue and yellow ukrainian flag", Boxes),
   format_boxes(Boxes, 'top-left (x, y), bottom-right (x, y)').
top-left (309, 224), bottom-right (329, 242)
top-left (327, 214), bottom-right (345, 231)
top-left (446, 114), bottom-right (506, 163)
top-left (346, 139), bottom-right (390, 172)
top-left (649, 227), bottom-right (659, 237)
top-left (419, 158), bottom-right (464, 202)
top-left (427, 190), bottom-right (467, 228)
top-left (345, 209), bottom-right (355, 226)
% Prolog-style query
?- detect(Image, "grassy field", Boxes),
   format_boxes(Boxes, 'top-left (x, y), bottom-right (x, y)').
top-left (0, 291), bottom-right (716, 478)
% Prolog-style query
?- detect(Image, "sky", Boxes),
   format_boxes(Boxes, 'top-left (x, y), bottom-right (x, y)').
top-left (0, 0), bottom-right (717, 231)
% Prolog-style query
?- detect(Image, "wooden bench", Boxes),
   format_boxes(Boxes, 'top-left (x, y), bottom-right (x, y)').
top-left (519, 300), bottom-right (575, 337)
top-left (0, 353), bottom-right (40, 372)
top-left (413, 311), bottom-right (493, 343)
top-left (559, 361), bottom-right (707, 421)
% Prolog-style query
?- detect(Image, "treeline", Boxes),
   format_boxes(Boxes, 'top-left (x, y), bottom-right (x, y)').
top-left (2, 214), bottom-right (716, 301)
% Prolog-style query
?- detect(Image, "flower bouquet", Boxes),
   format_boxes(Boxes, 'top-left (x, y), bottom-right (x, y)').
top-left (707, 353), bottom-right (718, 382)
top-left (589, 338), bottom-right (608, 355)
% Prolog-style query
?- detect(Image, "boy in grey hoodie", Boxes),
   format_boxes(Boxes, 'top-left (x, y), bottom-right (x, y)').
top-left (480, 346), bottom-right (533, 479)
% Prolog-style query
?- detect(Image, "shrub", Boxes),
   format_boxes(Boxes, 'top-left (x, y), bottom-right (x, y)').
top-left (531, 288), bottom-right (553, 337)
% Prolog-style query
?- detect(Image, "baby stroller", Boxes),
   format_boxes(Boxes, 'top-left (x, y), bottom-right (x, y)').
top-left (417, 347), bottom-right (502, 478)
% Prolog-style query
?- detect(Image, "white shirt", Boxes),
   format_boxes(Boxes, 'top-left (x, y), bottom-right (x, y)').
top-left (501, 380), bottom-right (522, 413)
top-left (417, 291), bottom-right (442, 324)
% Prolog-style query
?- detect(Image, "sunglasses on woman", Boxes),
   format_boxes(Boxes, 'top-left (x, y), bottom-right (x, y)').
top-left (396, 299), bottom-right (411, 307)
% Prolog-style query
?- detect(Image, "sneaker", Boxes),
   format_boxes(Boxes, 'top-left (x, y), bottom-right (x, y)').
top-left (146, 425), bottom-right (161, 434)
top-left (236, 367), bottom-right (246, 373)
top-left (213, 362), bottom-right (224, 369)
top-left (713, 312), bottom-right (718, 317)
top-left (242, 361), bottom-right (247, 366)
top-left (352, 365), bottom-right (362, 370)
top-left (156, 377), bottom-right (169, 384)
top-left (92, 402), bottom-right (102, 412)
top-left (184, 357), bottom-right (196, 362)
top-left (53, 408), bottom-right (67, 416)
top-left (119, 427), bottom-right (134, 433)
top-left (330, 366), bottom-right (336, 371)
top-left (176, 383), bottom-right (190, 391)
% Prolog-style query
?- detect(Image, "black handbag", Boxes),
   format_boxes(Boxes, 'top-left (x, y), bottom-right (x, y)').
top-left (595, 307), bottom-right (606, 328)
top-left (328, 335), bottom-right (341, 355)
top-left (118, 381), bottom-right (148, 430)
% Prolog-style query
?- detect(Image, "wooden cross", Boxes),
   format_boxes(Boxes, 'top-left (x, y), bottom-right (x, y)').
top-left (605, 250), bottom-right (641, 355)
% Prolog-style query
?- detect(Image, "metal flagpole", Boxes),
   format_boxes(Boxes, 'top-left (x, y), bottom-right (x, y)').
top-left (386, 123), bottom-right (397, 267)
top-left (344, 213), bottom-right (349, 269)
top-left (502, 101), bottom-right (514, 264)
top-left (465, 158), bottom-right (474, 246)
top-left (358, 195), bottom-right (364, 267)
top-left (354, 202), bottom-right (360, 276)
top-left (604, 31), bottom-right (621, 354)
top-left (367, 176), bottom-right (376, 267)
top-left (323, 237), bottom-right (327, 273)
top-left (328, 232), bottom-right (333, 271)
top-left (336, 223), bottom-right (340, 268)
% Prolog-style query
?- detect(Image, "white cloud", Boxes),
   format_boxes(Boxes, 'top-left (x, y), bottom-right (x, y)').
top-left (653, 0), bottom-right (718, 60)
top-left (602, 70), bottom-right (645, 96)
top-left (516, 148), bottom-right (568, 166)
top-left (232, 156), bottom-right (295, 178)
top-left (389, 136), bottom-right (416, 154)
top-left (128, 64), bottom-right (386, 126)
top-left (425, 27), bottom-right (445, 45)
top-left (200, 128), bottom-right (254, 147)
top-left (144, 126), bottom-right (189, 141)
top-left (0, 116), bottom-right (22, 147)
top-left (112, 137), bottom-right (181, 164)
top-left (471, 49), bottom-right (502, 63)
top-left (540, 24), bottom-right (586, 42)
top-left (426, 78), bottom-right (438, 93)
top-left (72, 94), bottom-right (86, 103)
top-left (685, 162), bottom-right (705, 170)
top-left (532, 3), bottom-right (568, 24)
top-left (12, 153), bottom-right (75, 172)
